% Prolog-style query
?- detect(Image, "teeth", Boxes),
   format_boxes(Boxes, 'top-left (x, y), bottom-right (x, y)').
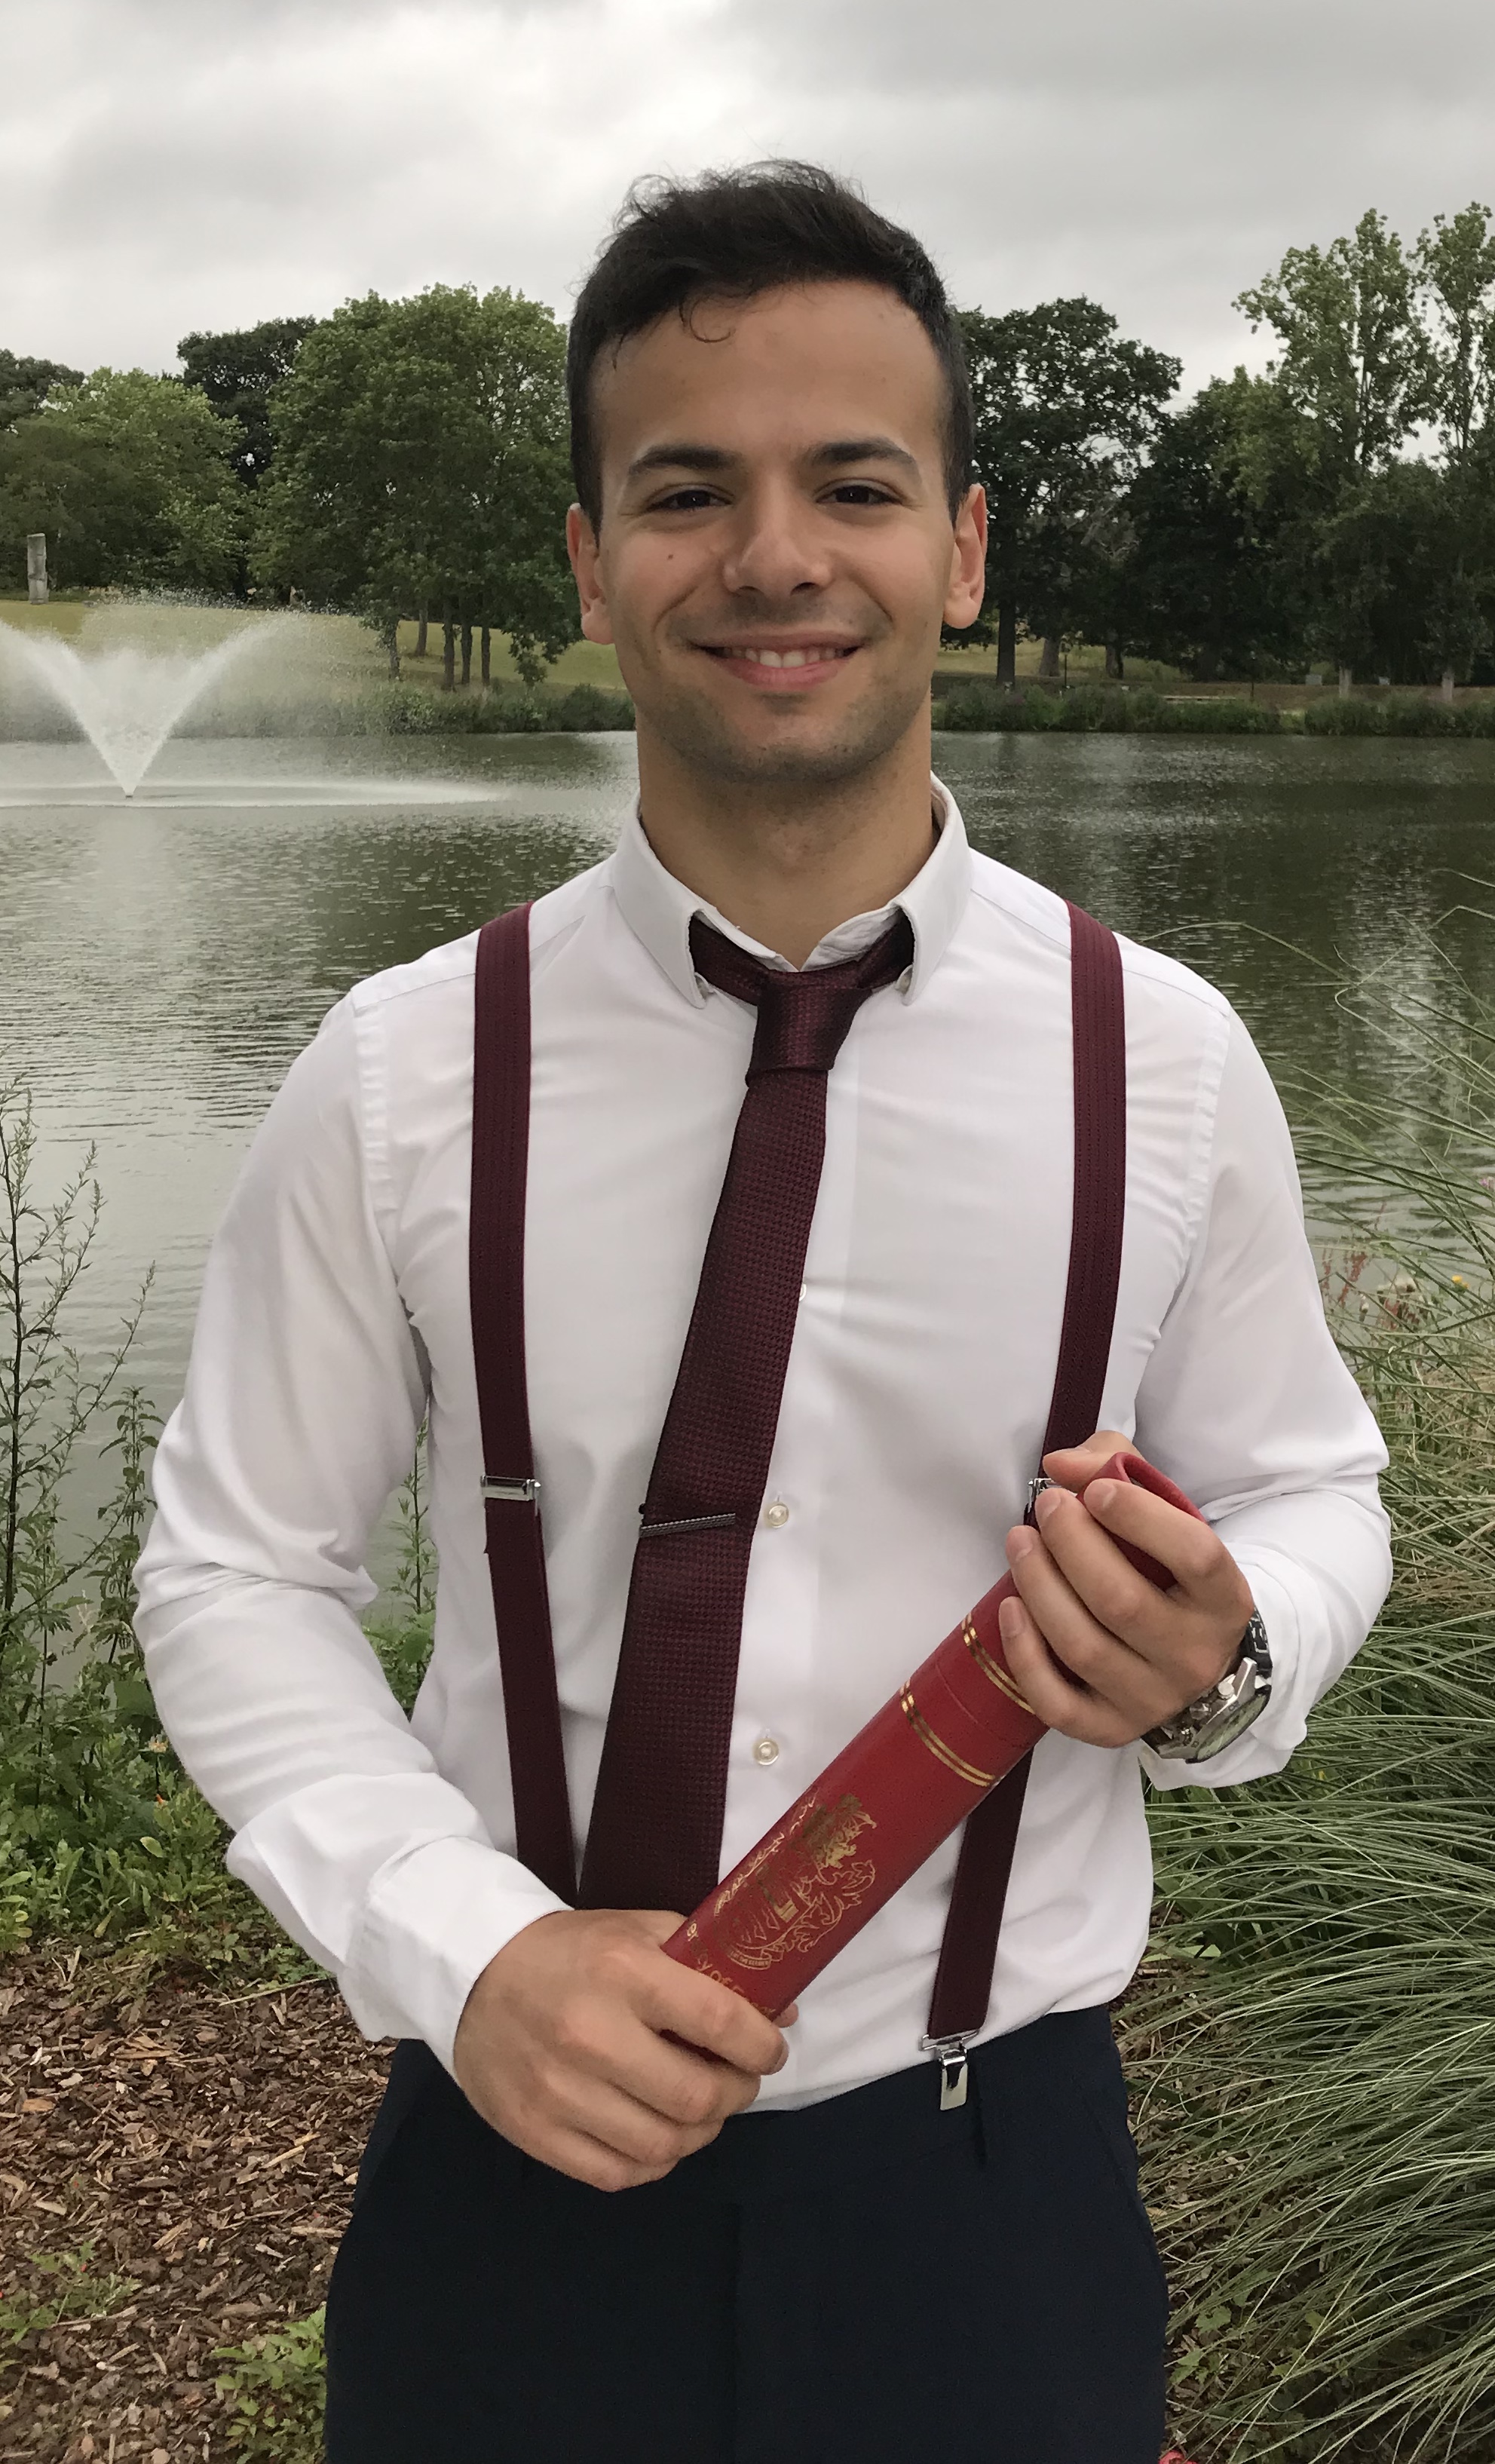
top-left (738, 646), bottom-right (844, 667)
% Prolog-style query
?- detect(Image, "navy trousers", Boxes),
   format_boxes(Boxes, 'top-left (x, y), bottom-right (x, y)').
top-left (324, 2006), bottom-right (1167, 2463)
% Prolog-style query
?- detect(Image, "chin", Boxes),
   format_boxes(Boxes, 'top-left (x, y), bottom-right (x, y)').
top-left (649, 682), bottom-right (927, 789)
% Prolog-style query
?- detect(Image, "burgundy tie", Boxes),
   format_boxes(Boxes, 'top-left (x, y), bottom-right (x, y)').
top-left (578, 909), bottom-right (915, 1914)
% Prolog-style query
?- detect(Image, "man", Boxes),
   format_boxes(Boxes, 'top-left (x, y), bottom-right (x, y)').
top-left (136, 164), bottom-right (1390, 2462)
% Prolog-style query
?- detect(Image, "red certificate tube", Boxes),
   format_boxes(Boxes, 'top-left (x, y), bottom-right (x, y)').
top-left (663, 1451), bottom-right (1202, 2015)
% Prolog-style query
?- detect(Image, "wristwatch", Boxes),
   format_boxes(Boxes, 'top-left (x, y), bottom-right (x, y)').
top-left (1144, 1610), bottom-right (1273, 1763)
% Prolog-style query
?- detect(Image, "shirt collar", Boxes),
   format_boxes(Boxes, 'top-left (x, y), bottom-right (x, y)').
top-left (608, 776), bottom-right (971, 1010)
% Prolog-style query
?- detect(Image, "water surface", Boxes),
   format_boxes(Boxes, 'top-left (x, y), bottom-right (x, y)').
top-left (3, 727), bottom-right (1493, 1445)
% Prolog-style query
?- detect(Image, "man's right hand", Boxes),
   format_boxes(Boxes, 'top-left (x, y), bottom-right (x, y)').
top-left (452, 1907), bottom-right (795, 2193)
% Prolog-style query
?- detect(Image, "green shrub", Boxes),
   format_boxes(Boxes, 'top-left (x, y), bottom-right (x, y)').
top-left (1302, 694), bottom-right (1389, 734)
top-left (217, 2307), bottom-right (326, 2462)
top-left (365, 679), bottom-right (633, 736)
top-left (0, 1077), bottom-right (433, 1973)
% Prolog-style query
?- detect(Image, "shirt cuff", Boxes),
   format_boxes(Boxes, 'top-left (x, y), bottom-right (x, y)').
top-left (225, 1776), bottom-right (568, 2072)
top-left (341, 1833), bottom-right (568, 2071)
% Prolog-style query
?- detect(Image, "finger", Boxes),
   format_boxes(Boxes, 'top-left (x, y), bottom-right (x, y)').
top-left (1026, 1488), bottom-right (1189, 1647)
top-left (997, 1590), bottom-right (1147, 1748)
top-left (639, 1953), bottom-right (791, 2079)
top-left (1003, 1531), bottom-right (1179, 1728)
top-left (535, 2122), bottom-right (680, 2196)
top-left (1012, 1502), bottom-right (1184, 1673)
top-left (601, 2020), bottom-right (766, 2131)
top-left (1079, 1476), bottom-right (1248, 1609)
top-left (1040, 1430), bottom-right (1140, 1491)
top-left (544, 2066), bottom-right (731, 2169)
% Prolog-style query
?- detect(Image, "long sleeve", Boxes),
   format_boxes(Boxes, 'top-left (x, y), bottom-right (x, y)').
top-left (134, 992), bottom-right (566, 2070)
top-left (1133, 1008), bottom-right (1392, 1789)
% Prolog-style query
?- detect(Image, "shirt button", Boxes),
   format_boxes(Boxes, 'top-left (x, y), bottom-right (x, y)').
top-left (752, 1735), bottom-right (780, 1766)
top-left (763, 1500), bottom-right (790, 1528)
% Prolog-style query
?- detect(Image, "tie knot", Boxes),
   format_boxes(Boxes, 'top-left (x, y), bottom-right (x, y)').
top-left (690, 913), bottom-right (914, 1077)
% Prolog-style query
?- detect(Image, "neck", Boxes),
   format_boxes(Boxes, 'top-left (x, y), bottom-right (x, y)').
top-left (635, 722), bottom-right (937, 967)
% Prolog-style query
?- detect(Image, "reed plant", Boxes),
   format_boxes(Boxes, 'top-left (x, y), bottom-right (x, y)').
top-left (1132, 920), bottom-right (1495, 2459)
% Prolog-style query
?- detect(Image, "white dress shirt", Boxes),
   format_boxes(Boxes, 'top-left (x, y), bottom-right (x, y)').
top-left (136, 783), bottom-right (1391, 2106)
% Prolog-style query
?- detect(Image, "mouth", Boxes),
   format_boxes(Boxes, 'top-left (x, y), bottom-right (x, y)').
top-left (694, 641), bottom-right (861, 692)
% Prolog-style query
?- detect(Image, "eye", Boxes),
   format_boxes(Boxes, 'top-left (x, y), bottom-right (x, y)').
top-left (651, 486), bottom-right (721, 513)
top-left (826, 483), bottom-right (897, 507)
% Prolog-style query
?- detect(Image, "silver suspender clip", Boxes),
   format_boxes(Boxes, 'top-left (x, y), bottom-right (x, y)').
top-left (1025, 1474), bottom-right (1055, 1527)
top-left (921, 2030), bottom-right (975, 2111)
top-left (481, 1476), bottom-right (541, 1505)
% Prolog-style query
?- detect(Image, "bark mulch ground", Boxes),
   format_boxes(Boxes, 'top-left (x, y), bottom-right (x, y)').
top-left (0, 1948), bottom-right (388, 2462)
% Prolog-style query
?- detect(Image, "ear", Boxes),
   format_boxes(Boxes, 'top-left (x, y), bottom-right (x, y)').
top-left (567, 504), bottom-right (614, 645)
top-left (942, 483), bottom-right (987, 633)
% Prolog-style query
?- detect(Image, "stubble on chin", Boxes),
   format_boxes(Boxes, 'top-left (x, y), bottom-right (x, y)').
top-left (641, 667), bottom-right (932, 792)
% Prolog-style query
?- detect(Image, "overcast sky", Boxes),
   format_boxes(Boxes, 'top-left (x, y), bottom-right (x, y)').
top-left (5, 0), bottom-right (1495, 401)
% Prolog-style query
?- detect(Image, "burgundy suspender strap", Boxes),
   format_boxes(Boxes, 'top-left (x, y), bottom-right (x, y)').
top-left (470, 903), bottom-right (577, 1904)
top-left (467, 894), bottom-right (1126, 2024)
top-left (924, 901), bottom-right (1126, 2049)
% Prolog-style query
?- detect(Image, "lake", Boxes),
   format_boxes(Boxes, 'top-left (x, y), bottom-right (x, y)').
top-left (3, 726), bottom-right (1493, 1539)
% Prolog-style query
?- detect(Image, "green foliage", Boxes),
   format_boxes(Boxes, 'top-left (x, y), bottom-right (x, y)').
top-left (0, 368), bottom-right (245, 593)
top-left (0, 2243), bottom-right (136, 2348)
top-left (933, 682), bottom-right (1282, 733)
top-left (178, 317), bottom-right (320, 489)
top-left (368, 679), bottom-right (633, 736)
top-left (0, 348), bottom-right (83, 428)
top-left (0, 1073), bottom-right (430, 1973)
top-left (1121, 379), bottom-right (1307, 679)
top-left (253, 285), bottom-right (577, 679)
top-left (1132, 939), bottom-right (1495, 2457)
top-left (1236, 208), bottom-right (1428, 486)
top-left (216, 2306), bottom-right (326, 2461)
top-left (364, 1422), bottom-right (436, 1714)
top-left (1414, 204), bottom-right (1495, 467)
top-left (958, 298), bottom-right (1180, 678)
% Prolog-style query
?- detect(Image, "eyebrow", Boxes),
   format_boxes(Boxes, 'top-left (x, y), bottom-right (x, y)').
top-left (809, 437), bottom-right (921, 476)
top-left (623, 435), bottom-right (922, 483)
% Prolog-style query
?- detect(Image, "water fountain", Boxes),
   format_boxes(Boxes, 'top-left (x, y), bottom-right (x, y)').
top-left (0, 612), bottom-right (282, 797)
top-left (0, 605), bottom-right (507, 811)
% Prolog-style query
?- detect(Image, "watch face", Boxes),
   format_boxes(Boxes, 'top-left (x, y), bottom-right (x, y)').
top-left (1184, 1687), bottom-right (1269, 1761)
top-left (1145, 1629), bottom-right (1272, 1762)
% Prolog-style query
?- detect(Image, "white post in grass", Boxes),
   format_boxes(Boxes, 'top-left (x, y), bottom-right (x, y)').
top-left (26, 534), bottom-right (47, 605)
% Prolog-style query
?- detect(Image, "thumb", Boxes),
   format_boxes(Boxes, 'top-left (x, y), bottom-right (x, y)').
top-left (1040, 1428), bottom-right (1141, 1491)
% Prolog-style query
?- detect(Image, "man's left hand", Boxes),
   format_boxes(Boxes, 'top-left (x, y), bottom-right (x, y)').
top-left (998, 1430), bottom-right (1256, 1749)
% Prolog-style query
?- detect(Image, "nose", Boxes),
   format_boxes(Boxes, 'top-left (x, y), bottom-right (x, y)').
top-left (718, 476), bottom-right (835, 601)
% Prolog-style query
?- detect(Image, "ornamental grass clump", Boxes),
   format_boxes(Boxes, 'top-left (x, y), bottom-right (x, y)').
top-left (1132, 923), bottom-right (1495, 2459)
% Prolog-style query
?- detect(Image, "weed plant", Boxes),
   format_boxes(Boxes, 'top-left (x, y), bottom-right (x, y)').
top-left (0, 1076), bottom-right (433, 1980)
top-left (1134, 924), bottom-right (1495, 2459)
top-left (216, 2307), bottom-right (328, 2460)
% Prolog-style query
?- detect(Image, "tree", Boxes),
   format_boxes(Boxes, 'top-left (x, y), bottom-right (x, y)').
top-left (252, 285), bottom-right (577, 682)
top-left (1416, 203), bottom-right (1495, 469)
top-left (0, 349), bottom-right (83, 430)
top-left (0, 369), bottom-right (244, 593)
top-left (1313, 461), bottom-right (1488, 685)
top-left (1235, 209), bottom-right (1427, 489)
top-left (177, 316), bottom-right (320, 488)
top-left (1123, 377), bottom-right (1310, 679)
top-left (960, 300), bottom-right (1179, 682)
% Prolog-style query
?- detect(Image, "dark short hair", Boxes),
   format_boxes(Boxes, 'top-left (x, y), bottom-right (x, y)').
top-left (567, 160), bottom-right (973, 526)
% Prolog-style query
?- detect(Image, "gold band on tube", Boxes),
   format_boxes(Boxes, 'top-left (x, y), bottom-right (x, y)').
top-left (962, 1617), bottom-right (1036, 1716)
top-left (900, 1685), bottom-right (997, 1790)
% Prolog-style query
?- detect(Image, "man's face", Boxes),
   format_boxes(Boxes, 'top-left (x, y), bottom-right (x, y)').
top-left (567, 281), bottom-right (986, 791)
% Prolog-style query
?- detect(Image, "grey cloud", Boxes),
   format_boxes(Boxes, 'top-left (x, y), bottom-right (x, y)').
top-left (2, 0), bottom-right (1492, 398)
